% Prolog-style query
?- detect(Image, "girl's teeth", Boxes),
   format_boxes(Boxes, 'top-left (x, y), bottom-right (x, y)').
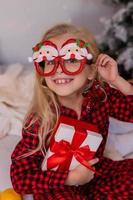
top-left (54, 79), bottom-right (72, 84)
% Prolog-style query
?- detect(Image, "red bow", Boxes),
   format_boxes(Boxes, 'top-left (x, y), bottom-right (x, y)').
top-left (47, 128), bottom-right (97, 173)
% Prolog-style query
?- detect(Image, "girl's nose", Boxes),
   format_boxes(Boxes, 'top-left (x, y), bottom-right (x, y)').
top-left (56, 63), bottom-right (63, 74)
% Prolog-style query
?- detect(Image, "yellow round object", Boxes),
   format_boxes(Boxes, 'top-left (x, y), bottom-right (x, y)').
top-left (0, 188), bottom-right (22, 200)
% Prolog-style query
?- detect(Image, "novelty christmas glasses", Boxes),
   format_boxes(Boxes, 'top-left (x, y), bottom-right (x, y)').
top-left (32, 39), bottom-right (93, 76)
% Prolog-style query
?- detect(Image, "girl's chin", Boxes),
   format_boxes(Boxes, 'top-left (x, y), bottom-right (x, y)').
top-left (51, 87), bottom-right (75, 97)
top-left (54, 91), bottom-right (74, 97)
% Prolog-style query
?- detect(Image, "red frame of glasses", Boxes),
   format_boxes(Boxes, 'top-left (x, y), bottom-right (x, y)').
top-left (34, 56), bottom-right (86, 76)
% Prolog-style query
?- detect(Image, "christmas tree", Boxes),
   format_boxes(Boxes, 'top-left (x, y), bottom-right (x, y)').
top-left (98, 0), bottom-right (133, 80)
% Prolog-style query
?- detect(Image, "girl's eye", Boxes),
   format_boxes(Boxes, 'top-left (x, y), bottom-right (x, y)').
top-left (46, 61), bottom-right (54, 65)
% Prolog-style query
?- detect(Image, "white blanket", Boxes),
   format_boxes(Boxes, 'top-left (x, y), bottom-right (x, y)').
top-left (0, 63), bottom-right (34, 137)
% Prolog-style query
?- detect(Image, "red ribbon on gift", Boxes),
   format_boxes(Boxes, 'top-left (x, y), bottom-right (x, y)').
top-left (47, 127), bottom-right (98, 173)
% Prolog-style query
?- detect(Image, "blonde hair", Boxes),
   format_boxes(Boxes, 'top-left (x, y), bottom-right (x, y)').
top-left (19, 23), bottom-right (100, 159)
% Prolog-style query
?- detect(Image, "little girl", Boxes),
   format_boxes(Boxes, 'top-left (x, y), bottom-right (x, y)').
top-left (10, 23), bottom-right (133, 200)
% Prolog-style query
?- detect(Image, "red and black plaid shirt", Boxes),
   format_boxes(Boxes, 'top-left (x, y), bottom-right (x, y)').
top-left (10, 81), bottom-right (133, 200)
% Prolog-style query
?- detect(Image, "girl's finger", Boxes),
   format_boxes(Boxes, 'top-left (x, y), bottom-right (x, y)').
top-left (95, 54), bottom-right (104, 65)
top-left (95, 54), bottom-right (103, 65)
top-left (100, 55), bottom-right (111, 66)
top-left (88, 158), bottom-right (99, 166)
top-left (96, 54), bottom-right (108, 66)
top-left (101, 58), bottom-right (111, 67)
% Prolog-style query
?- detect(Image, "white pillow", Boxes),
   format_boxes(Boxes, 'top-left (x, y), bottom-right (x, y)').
top-left (109, 117), bottom-right (133, 134)
top-left (105, 117), bottom-right (133, 157)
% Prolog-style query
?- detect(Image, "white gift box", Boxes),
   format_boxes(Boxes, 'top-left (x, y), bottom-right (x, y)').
top-left (42, 116), bottom-right (103, 171)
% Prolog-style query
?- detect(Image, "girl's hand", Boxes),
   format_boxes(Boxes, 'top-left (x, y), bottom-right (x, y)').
top-left (96, 54), bottom-right (133, 95)
top-left (65, 158), bottom-right (99, 186)
top-left (96, 54), bottom-right (119, 83)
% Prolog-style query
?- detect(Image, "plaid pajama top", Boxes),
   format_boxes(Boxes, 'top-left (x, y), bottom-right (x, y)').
top-left (10, 81), bottom-right (133, 200)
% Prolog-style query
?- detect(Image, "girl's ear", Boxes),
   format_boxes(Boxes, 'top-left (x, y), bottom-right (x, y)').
top-left (87, 64), bottom-right (97, 80)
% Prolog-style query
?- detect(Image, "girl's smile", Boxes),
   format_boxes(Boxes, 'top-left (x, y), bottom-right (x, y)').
top-left (51, 77), bottom-right (74, 84)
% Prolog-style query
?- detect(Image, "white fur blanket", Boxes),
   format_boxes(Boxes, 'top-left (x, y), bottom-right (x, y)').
top-left (0, 63), bottom-right (133, 160)
top-left (0, 64), bottom-right (34, 137)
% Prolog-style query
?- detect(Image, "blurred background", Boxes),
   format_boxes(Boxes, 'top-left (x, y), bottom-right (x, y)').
top-left (0, 0), bottom-right (132, 78)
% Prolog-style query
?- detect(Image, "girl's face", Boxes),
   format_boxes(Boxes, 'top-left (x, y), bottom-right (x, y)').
top-left (44, 34), bottom-right (95, 98)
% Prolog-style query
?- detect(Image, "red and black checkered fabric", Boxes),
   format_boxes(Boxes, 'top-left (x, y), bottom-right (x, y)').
top-left (10, 81), bottom-right (133, 200)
